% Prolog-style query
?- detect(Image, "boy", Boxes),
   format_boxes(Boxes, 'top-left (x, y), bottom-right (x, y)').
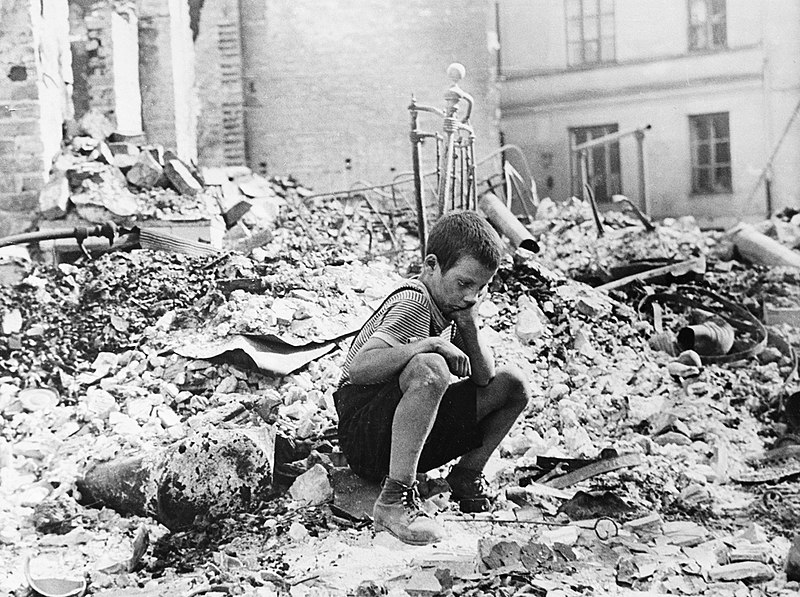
top-left (334, 211), bottom-right (531, 545)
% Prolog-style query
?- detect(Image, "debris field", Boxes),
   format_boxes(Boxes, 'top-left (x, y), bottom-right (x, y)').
top-left (2, 134), bottom-right (800, 597)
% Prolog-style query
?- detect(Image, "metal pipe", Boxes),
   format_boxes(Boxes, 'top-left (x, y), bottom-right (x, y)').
top-left (573, 124), bottom-right (652, 152)
top-left (478, 192), bottom-right (539, 253)
top-left (409, 98), bottom-right (428, 260)
top-left (635, 130), bottom-right (648, 215)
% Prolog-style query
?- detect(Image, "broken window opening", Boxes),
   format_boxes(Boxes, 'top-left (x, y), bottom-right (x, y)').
top-left (690, 112), bottom-right (731, 194)
top-left (688, 0), bottom-right (727, 51)
top-left (570, 123), bottom-right (621, 203)
top-left (565, 0), bottom-right (616, 66)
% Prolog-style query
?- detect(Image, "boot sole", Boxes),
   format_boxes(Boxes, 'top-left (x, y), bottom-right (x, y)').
top-left (374, 522), bottom-right (440, 546)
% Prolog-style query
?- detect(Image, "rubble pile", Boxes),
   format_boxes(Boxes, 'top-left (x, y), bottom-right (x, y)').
top-left (3, 170), bottom-right (800, 595)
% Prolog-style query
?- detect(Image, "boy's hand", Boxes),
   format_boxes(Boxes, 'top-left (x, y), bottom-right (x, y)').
top-left (424, 337), bottom-right (471, 377)
top-left (451, 304), bottom-right (479, 330)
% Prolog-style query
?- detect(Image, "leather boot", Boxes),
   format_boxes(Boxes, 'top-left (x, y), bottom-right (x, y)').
top-left (373, 477), bottom-right (445, 545)
top-left (446, 466), bottom-right (494, 513)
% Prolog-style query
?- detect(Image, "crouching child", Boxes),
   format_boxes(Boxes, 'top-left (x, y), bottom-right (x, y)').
top-left (334, 211), bottom-right (531, 545)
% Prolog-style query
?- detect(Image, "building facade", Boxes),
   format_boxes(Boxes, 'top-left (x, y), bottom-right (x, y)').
top-left (498, 0), bottom-right (800, 227)
top-left (195, 0), bottom-right (501, 192)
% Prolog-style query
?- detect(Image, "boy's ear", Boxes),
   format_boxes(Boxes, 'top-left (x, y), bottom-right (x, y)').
top-left (424, 254), bottom-right (438, 272)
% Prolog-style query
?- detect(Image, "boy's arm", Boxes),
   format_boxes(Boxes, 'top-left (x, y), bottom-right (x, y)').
top-left (348, 335), bottom-right (471, 385)
top-left (451, 306), bottom-right (495, 387)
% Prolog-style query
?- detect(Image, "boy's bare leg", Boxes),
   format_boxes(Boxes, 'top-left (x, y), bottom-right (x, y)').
top-left (455, 366), bottom-right (530, 473)
top-left (389, 353), bottom-right (451, 484)
top-left (373, 353), bottom-right (449, 545)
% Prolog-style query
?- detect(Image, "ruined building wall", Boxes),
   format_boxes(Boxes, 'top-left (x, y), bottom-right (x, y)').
top-left (235, 0), bottom-right (500, 191)
top-left (193, 0), bottom-right (246, 167)
top-left (0, 0), bottom-right (72, 237)
top-left (69, 0), bottom-right (143, 134)
top-left (138, 0), bottom-right (197, 163)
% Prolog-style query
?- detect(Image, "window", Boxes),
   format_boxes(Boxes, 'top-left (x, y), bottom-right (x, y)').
top-left (570, 124), bottom-right (621, 203)
top-left (690, 112), bottom-right (731, 194)
top-left (689, 0), bottom-right (727, 50)
top-left (566, 0), bottom-right (615, 66)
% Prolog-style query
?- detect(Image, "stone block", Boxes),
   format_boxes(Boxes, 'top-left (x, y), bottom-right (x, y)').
top-left (708, 562), bottom-right (775, 583)
top-left (330, 466), bottom-right (380, 520)
top-left (126, 150), bottom-right (163, 189)
top-left (0, 191), bottom-right (39, 212)
top-left (38, 171), bottom-right (69, 218)
top-left (0, 173), bottom-right (19, 194)
top-left (0, 119), bottom-right (40, 137)
top-left (164, 159), bottom-right (202, 196)
top-left (288, 463), bottom-right (333, 506)
top-left (0, 210), bottom-right (34, 238)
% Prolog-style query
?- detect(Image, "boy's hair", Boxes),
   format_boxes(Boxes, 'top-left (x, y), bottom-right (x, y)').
top-left (425, 210), bottom-right (503, 273)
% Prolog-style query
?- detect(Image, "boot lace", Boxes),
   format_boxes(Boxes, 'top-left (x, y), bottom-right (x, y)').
top-left (399, 483), bottom-right (430, 519)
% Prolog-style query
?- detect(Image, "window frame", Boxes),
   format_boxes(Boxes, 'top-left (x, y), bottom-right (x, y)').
top-left (569, 123), bottom-right (622, 203)
top-left (689, 112), bottom-right (732, 195)
top-left (688, 0), bottom-right (727, 52)
top-left (565, 0), bottom-right (616, 67)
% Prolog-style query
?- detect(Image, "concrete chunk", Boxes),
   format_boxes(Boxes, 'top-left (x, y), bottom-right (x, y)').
top-left (708, 562), bottom-right (775, 582)
top-left (126, 150), bottom-right (163, 189)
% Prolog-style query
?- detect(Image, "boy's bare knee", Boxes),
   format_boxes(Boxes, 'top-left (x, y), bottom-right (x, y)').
top-left (401, 353), bottom-right (450, 395)
top-left (495, 365), bottom-right (530, 409)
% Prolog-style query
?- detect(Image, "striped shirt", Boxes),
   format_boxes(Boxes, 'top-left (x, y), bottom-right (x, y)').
top-left (338, 278), bottom-right (465, 387)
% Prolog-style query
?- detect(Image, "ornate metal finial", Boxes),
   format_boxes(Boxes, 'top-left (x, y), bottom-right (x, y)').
top-left (446, 63), bottom-right (466, 84)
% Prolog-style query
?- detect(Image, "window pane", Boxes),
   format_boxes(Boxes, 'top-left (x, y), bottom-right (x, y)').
top-left (713, 113), bottom-right (729, 137)
top-left (567, 18), bottom-right (582, 42)
top-left (689, 0), bottom-right (707, 25)
top-left (601, 14), bottom-right (614, 35)
top-left (712, 22), bottom-right (726, 46)
top-left (600, 0), bottom-right (614, 14)
top-left (693, 117), bottom-right (710, 140)
top-left (584, 40), bottom-right (599, 62)
top-left (584, 0), bottom-right (598, 16)
top-left (583, 15), bottom-right (599, 39)
top-left (714, 166), bottom-right (732, 191)
top-left (711, 0), bottom-right (726, 16)
top-left (609, 140), bottom-right (620, 174)
top-left (567, 42), bottom-right (582, 65)
top-left (715, 142), bottom-right (730, 163)
top-left (697, 143), bottom-right (711, 165)
top-left (566, 0), bottom-right (582, 19)
top-left (601, 36), bottom-right (615, 61)
top-left (695, 168), bottom-right (711, 193)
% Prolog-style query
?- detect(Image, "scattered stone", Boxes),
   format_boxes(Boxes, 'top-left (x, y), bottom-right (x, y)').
top-left (289, 463), bottom-right (333, 506)
top-left (126, 149), bottom-right (163, 189)
top-left (708, 562), bottom-right (775, 583)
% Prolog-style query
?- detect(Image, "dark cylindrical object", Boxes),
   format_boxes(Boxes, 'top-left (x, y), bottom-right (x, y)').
top-left (677, 320), bottom-right (734, 356)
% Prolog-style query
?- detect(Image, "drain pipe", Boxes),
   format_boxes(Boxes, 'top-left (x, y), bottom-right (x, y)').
top-left (478, 192), bottom-right (539, 253)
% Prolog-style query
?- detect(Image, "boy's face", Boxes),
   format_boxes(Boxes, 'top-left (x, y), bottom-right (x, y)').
top-left (425, 255), bottom-right (497, 318)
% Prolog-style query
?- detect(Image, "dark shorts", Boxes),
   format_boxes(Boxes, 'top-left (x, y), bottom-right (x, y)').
top-left (334, 378), bottom-right (483, 482)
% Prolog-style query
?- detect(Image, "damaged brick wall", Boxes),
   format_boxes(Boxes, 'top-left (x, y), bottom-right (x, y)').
top-left (236, 0), bottom-right (501, 189)
top-left (69, 0), bottom-right (143, 135)
top-left (0, 0), bottom-right (71, 237)
top-left (192, 0), bottom-right (246, 168)
top-left (137, 0), bottom-right (198, 163)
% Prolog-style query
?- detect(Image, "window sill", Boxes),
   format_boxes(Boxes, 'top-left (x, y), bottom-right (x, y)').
top-left (690, 190), bottom-right (734, 197)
